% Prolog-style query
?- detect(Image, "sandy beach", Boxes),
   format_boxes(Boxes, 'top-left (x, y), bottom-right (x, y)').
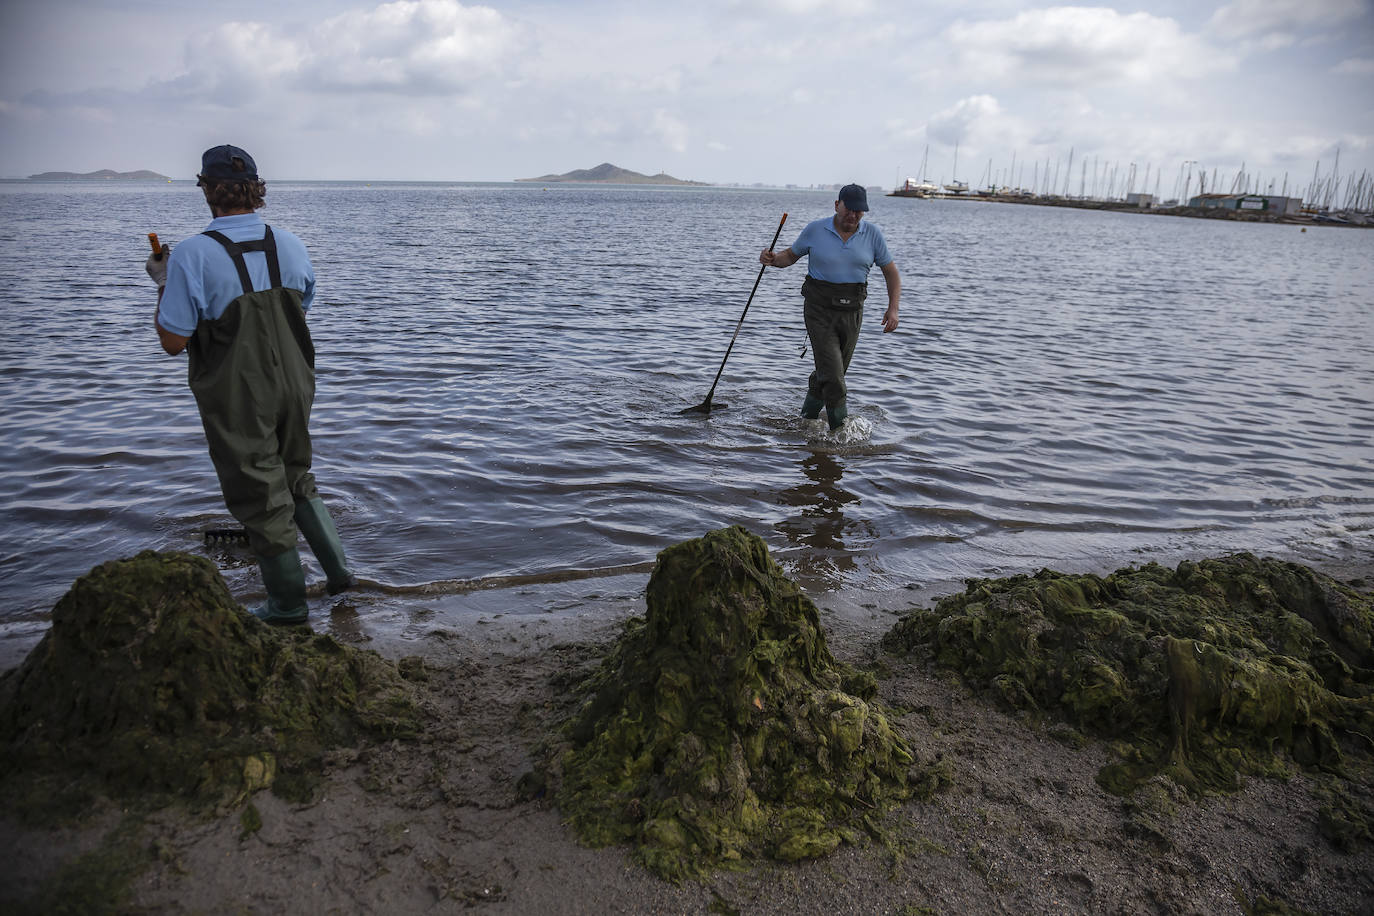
top-left (2, 548), bottom-right (1372, 916)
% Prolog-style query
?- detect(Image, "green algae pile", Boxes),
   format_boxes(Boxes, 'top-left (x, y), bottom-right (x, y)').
top-left (555, 526), bottom-right (942, 881)
top-left (0, 551), bottom-right (423, 817)
top-left (882, 553), bottom-right (1374, 843)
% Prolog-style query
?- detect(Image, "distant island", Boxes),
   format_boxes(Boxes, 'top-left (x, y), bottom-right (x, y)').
top-left (517, 162), bottom-right (706, 186)
top-left (27, 169), bottom-right (170, 181)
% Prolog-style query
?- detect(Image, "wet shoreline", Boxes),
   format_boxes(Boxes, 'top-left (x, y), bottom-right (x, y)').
top-left (5, 537), bottom-right (1369, 676)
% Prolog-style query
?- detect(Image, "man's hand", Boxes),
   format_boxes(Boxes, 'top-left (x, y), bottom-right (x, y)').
top-left (760, 247), bottom-right (797, 268)
top-left (878, 261), bottom-right (901, 332)
top-left (145, 245), bottom-right (170, 288)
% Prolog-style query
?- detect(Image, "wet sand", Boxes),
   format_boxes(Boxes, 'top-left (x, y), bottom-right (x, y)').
top-left (2, 551), bottom-right (1372, 915)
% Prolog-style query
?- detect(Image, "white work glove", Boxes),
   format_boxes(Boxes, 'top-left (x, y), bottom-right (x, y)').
top-left (145, 245), bottom-right (170, 288)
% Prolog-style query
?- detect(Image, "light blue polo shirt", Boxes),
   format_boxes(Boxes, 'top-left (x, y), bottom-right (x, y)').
top-left (157, 213), bottom-right (316, 337)
top-left (789, 217), bottom-right (893, 284)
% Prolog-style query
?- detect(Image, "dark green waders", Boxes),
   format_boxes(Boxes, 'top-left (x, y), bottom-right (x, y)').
top-left (190, 228), bottom-right (354, 625)
top-left (801, 276), bottom-right (866, 429)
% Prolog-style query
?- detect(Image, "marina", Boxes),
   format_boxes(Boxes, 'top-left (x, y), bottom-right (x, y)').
top-left (890, 148), bottom-right (1374, 226)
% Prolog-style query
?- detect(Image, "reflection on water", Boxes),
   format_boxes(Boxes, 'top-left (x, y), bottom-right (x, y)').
top-left (776, 450), bottom-right (869, 590)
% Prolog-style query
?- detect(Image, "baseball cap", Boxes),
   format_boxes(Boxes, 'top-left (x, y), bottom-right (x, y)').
top-left (837, 183), bottom-right (868, 212)
top-left (198, 145), bottom-right (258, 183)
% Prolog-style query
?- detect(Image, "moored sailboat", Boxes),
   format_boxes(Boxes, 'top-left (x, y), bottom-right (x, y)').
top-left (943, 141), bottom-right (968, 194)
top-left (889, 145), bottom-right (940, 197)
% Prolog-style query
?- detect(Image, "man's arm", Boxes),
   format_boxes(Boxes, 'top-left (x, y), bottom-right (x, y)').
top-left (879, 260), bottom-right (900, 332)
top-left (759, 247), bottom-right (799, 268)
top-left (153, 287), bottom-right (191, 355)
top-left (147, 245), bottom-right (190, 355)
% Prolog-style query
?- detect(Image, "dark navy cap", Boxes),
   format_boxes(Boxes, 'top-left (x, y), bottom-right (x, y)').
top-left (198, 145), bottom-right (258, 182)
top-left (837, 183), bottom-right (868, 212)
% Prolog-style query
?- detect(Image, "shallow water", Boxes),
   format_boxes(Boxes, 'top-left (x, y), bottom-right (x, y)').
top-left (1, 181), bottom-right (1371, 662)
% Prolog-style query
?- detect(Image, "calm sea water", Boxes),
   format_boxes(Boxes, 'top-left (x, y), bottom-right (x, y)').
top-left (1, 181), bottom-right (1371, 663)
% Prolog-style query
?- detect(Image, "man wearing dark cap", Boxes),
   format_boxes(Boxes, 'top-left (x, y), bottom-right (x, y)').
top-left (759, 183), bottom-right (900, 431)
top-left (145, 144), bottom-right (355, 625)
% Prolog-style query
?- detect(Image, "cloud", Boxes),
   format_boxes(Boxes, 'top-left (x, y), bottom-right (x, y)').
top-left (146, 0), bottom-right (522, 102)
top-left (650, 110), bottom-right (689, 153)
top-left (2, 0), bottom-right (1371, 184)
top-left (725, 0), bottom-right (875, 17)
top-left (9, 87), bottom-right (107, 113)
top-left (925, 95), bottom-right (1004, 147)
top-left (1333, 56), bottom-right (1374, 74)
top-left (176, 21), bottom-right (303, 102)
top-left (1206, 0), bottom-right (1368, 41)
top-left (943, 6), bottom-right (1235, 87)
top-left (302, 0), bottom-right (523, 95)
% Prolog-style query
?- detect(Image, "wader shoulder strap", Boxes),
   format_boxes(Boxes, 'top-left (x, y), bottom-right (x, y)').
top-left (202, 226), bottom-right (282, 294)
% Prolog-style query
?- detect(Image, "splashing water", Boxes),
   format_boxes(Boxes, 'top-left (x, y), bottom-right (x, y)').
top-left (805, 415), bottom-right (874, 447)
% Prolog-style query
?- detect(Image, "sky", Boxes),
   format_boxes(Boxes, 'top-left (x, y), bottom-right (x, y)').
top-left (2, 0), bottom-right (1371, 202)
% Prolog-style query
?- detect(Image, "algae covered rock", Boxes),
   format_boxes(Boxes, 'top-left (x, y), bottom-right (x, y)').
top-left (882, 554), bottom-right (1374, 811)
top-left (0, 551), bottom-right (423, 817)
top-left (556, 526), bottom-right (933, 881)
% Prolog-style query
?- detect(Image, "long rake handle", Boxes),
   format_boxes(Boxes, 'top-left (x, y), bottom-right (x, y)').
top-left (701, 212), bottom-right (788, 403)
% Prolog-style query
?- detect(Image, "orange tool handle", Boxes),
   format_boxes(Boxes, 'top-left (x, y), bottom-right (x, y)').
top-left (148, 232), bottom-right (161, 254)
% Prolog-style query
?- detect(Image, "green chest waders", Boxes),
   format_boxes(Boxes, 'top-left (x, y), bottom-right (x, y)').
top-left (190, 229), bottom-right (359, 621)
top-left (190, 227), bottom-right (319, 558)
top-left (191, 228), bottom-right (335, 624)
top-left (800, 275), bottom-right (866, 429)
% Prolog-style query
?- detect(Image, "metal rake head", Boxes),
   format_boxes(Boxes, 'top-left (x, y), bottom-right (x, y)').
top-left (203, 527), bottom-right (250, 546)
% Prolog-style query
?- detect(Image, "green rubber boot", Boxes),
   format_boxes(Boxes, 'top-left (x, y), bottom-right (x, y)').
top-left (293, 497), bottom-right (357, 595)
top-left (826, 404), bottom-right (849, 430)
top-left (801, 394), bottom-right (824, 420)
top-left (253, 548), bottom-right (309, 625)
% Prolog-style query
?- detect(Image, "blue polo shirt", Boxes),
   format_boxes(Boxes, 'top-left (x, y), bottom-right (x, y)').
top-left (789, 217), bottom-right (893, 284)
top-left (157, 213), bottom-right (316, 337)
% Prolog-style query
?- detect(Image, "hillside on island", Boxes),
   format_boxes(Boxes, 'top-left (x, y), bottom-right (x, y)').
top-left (517, 162), bottom-right (706, 186)
top-left (28, 169), bottom-right (170, 181)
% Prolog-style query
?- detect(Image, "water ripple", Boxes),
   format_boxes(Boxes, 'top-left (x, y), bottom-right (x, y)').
top-left (1, 183), bottom-right (1371, 624)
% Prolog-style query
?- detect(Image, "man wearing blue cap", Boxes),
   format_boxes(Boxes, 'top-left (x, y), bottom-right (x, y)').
top-left (760, 183), bottom-right (900, 430)
top-left (145, 144), bottom-right (356, 625)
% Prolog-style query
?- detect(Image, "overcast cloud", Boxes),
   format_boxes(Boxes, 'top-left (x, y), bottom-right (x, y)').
top-left (1, 0), bottom-right (1370, 198)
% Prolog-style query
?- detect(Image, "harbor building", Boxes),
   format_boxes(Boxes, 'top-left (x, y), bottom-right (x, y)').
top-left (1187, 193), bottom-right (1303, 215)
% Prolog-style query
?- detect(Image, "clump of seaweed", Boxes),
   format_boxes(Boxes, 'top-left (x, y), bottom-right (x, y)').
top-left (555, 526), bottom-right (941, 882)
top-left (881, 553), bottom-right (1374, 842)
top-left (0, 551), bottom-right (424, 819)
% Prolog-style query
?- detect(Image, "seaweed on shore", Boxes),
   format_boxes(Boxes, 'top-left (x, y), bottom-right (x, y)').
top-left (881, 553), bottom-right (1374, 844)
top-left (0, 550), bottom-right (424, 820)
top-left (553, 526), bottom-right (945, 882)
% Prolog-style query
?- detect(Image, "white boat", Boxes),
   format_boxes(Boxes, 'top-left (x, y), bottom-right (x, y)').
top-left (890, 176), bottom-right (939, 197)
top-left (888, 145), bottom-right (940, 197)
